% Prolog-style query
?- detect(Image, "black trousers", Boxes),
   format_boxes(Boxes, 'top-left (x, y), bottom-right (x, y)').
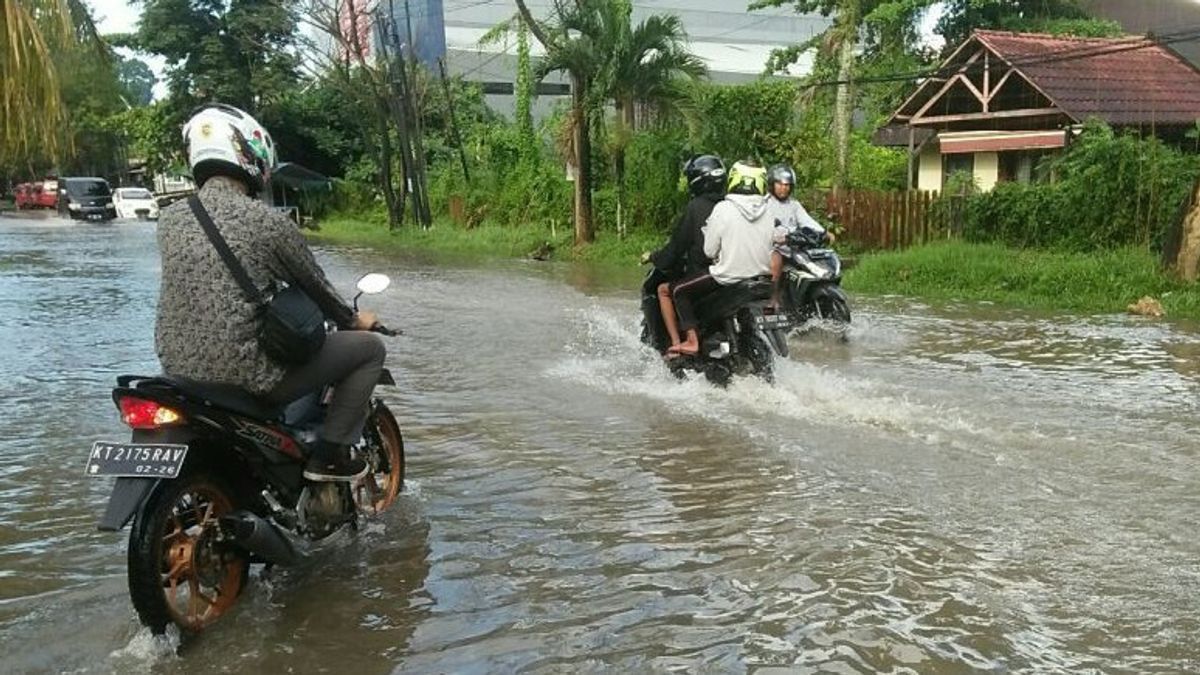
top-left (266, 331), bottom-right (387, 445)
top-left (671, 270), bottom-right (722, 332)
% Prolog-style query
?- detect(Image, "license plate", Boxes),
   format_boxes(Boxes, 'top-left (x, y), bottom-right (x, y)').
top-left (757, 313), bottom-right (793, 330)
top-left (85, 441), bottom-right (188, 478)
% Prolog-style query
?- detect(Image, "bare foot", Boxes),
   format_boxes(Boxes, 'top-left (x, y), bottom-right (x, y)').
top-left (669, 341), bottom-right (699, 356)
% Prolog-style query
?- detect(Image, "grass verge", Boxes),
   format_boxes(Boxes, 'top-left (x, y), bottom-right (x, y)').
top-left (845, 240), bottom-right (1200, 319)
top-left (309, 215), bottom-right (660, 265)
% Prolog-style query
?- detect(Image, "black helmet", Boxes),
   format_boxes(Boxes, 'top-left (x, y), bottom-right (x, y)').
top-left (767, 164), bottom-right (797, 191)
top-left (683, 154), bottom-right (726, 196)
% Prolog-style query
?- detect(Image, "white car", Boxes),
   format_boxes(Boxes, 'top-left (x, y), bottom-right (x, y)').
top-left (113, 187), bottom-right (160, 220)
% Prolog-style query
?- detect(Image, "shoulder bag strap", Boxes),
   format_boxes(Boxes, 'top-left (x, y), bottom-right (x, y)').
top-left (187, 195), bottom-right (265, 306)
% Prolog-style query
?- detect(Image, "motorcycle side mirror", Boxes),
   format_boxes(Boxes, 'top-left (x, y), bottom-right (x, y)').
top-left (353, 273), bottom-right (390, 312)
top-left (356, 273), bottom-right (391, 295)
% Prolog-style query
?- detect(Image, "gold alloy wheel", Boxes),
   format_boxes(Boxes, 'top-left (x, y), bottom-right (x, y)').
top-left (158, 484), bottom-right (244, 630)
top-left (354, 408), bottom-right (405, 515)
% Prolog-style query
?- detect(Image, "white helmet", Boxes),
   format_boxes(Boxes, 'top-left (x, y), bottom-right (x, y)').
top-left (182, 103), bottom-right (277, 195)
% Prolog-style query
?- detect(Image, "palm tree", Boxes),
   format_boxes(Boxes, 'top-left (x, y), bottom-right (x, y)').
top-left (515, 0), bottom-right (704, 244)
top-left (516, 0), bottom-right (613, 245)
top-left (1, 0), bottom-right (99, 167)
top-left (601, 1), bottom-right (705, 238)
top-left (605, 3), bottom-right (705, 132)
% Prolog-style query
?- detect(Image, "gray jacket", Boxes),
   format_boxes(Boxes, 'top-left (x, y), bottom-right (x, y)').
top-left (702, 194), bottom-right (775, 285)
top-left (155, 181), bottom-right (354, 395)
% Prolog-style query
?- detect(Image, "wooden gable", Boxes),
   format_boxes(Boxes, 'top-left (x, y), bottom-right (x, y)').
top-left (890, 35), bottom-right (1073, 131)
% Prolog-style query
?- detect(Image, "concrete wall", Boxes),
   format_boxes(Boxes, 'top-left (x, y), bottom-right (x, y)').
top-left (918, 147), bottom-right (942, 192)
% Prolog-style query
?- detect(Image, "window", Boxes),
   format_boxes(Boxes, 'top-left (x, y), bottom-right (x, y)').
top-left (942, 153), bottom-right (975, 189)
top-left (998, 150), bottom-right (1057, 184)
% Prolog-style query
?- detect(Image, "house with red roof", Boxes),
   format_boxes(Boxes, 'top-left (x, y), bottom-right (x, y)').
top-left (878, 30), bottom-right (1200, 192)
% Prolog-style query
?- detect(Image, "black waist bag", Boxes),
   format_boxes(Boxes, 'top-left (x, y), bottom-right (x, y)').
top-left (189, 196), bottom-right (325, 365)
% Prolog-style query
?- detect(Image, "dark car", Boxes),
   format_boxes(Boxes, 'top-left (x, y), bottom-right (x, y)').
top-left (58, 177), bottom-right (117, 221)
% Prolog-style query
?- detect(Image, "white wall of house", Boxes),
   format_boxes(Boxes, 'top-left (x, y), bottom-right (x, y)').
top-left (918, 147), bottom-right (942, 192)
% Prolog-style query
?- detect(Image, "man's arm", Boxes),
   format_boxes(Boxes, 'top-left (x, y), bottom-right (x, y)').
top-left (268, 212), bottom-right (357, 329)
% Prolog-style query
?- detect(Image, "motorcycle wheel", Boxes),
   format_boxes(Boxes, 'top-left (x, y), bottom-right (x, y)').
top-left (127, 473), bottom-right (247, 634)
top-left (744, 333), bottom-right (775, 383)
top-left (354, 403), bottom-right (405, 515)
top-left (814, 291), bottom-right (852, 325)
top-left (704, 361), bottom-right (733, 388)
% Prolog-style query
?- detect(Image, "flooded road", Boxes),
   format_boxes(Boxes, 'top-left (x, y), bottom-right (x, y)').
top-left (1, 213), bottom-right (1198, 673)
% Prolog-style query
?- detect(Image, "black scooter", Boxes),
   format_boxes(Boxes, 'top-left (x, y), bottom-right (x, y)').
top-left (641, 268), bottom-right (791, 386)
top-left (775, 224), bottom-right (851, 331)
top-left (88, 273), bottom-right (404, 635)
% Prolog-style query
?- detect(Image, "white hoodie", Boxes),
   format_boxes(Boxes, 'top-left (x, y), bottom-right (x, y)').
top-left (702, 194), bottom-right (775, 285)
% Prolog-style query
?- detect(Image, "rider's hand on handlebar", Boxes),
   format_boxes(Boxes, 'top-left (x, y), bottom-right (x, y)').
top-left (352, 311), bottom-right (378, 331)
top-left (639, 251), bottom-right (652, 266)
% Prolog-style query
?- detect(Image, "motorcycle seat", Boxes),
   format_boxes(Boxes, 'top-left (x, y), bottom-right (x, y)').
top-left (166, 377), bottom-right (283, 420)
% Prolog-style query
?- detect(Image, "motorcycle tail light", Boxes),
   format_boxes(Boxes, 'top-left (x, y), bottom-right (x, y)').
top-left (118, 396), bottom-right (184, 429)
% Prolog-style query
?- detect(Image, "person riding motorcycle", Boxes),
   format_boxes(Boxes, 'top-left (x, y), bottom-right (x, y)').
top-left (646, 154), bottom-right (726, 279)
top-left (766, 163), bottom-right (831, 306)
top-left (155, 103), bottom-right (382, 482)
top-left (660, 160), bottom-right (776, 357)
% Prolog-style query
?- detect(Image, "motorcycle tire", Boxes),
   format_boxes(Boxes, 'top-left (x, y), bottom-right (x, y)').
top-left (704, 361), bottom-right (733, 388)
top-left (354, 402), bottom-right (406, 515)
top-left (814, 290), bottom-right (851, 325)
top-left (744, 333), bottom-right (775, 384)
top-left (127, 472), bottom-right (248, 634)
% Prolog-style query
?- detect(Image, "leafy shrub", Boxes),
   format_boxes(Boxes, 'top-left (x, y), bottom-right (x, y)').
top-left (961, 122), bottom-right (1200, 251)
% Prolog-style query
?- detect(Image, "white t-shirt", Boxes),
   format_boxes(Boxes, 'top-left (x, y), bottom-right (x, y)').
top-left (765, 197), bottom-right (824, 244)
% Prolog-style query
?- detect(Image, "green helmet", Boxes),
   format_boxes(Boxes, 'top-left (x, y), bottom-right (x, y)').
top-left (727, 160), bottom-right (767, 196)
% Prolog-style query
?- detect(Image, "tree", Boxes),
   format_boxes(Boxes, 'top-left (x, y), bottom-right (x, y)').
top-left (752, 0), bottom-right (931, 187)
top-left (117, 55), bottom-right (157, 106)
top-left (601, 0), bottom-right (704, 238)
top-left (133, 0), bottom-right (300, 114)
top-left (935, 0), bottom-right (1112, 47)
top-left (515, 0), bottom-right (608, 245)
top-left (1, 0), bottom-right (101, 167)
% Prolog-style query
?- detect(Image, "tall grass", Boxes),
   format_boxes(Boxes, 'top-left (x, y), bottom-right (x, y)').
top-left (309, 216), bottom-right (661, 265)
top-left (846, 240), bottom-right (1200, 318)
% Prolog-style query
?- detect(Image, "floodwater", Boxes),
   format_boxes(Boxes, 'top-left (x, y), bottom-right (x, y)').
top-left (1, 212), bottom-right (1198, 673)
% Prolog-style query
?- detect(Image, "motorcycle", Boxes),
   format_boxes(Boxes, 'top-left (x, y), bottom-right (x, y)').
top-left (89, 273), bottom-right (404, 635)
top-left (775, 224), bottom-right (851, 333)
top-left (641, 267), bottom-right (791, 386)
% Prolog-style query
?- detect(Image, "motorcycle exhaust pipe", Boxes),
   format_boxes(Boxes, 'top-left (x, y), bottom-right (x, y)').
top-left (221, 511), bottom-right (306, 566)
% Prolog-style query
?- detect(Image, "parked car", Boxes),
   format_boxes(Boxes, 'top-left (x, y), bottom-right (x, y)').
top-left (113, 187), bottom-right (159, 220)
top-left (58, 177), bottom-right (117, 222)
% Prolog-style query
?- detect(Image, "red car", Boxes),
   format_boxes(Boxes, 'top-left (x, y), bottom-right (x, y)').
top-left (35, 179), bottom-right (59, 208)
top-left (14, 181), bottom-right (59, 209)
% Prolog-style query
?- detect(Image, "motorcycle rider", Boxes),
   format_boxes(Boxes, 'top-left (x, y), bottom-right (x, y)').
top-left (646, 154), bottom-right (726, 279)
top-left (661, 160), bottom-right (775, 356)
top-left (766, 163), bottom-right (831, 306)
top-left (156, 103), bottom-right (382, 482)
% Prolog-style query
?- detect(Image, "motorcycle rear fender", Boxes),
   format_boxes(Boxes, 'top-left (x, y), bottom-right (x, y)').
top-left (96, 427), bottom-right (200, 532)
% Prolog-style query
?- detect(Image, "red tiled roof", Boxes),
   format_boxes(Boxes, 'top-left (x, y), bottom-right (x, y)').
top-left (974, 29), bottom-right (1200, 126)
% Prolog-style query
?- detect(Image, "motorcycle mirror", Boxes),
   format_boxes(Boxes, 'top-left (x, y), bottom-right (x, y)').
top-left (356, 273), bottom-right (391, 296)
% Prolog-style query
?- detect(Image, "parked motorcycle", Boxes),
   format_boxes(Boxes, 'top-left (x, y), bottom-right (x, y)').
top-left (641, 268), bottom-right (791, 386)
top-left (89, 273), bottom-right (403, 634)
top-left (775, 224), bottom-right (851, 332)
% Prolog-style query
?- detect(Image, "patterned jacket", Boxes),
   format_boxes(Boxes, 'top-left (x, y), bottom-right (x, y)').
top-left (155, 180), bottom-right (354, 395)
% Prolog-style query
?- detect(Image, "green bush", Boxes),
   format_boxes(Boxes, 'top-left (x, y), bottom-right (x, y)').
top-left (961, 122), bottom-right (1200, 252)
